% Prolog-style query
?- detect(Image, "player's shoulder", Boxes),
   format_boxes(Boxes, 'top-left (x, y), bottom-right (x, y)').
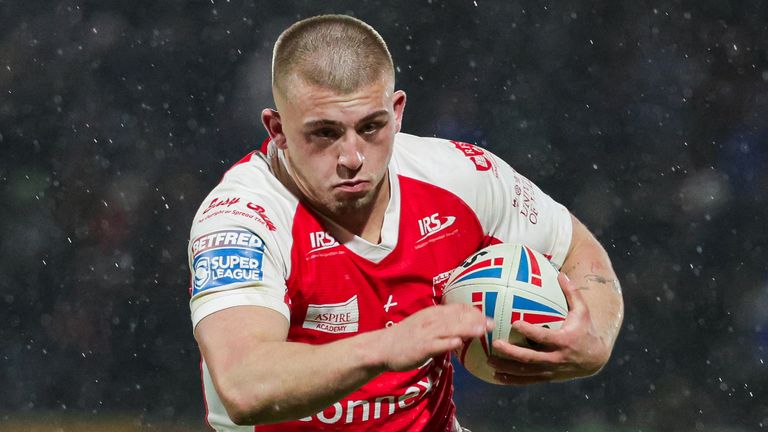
top-left (190, 152), bottom-right (298, 240)
top-left (392, 132), bottom-right (504, 190)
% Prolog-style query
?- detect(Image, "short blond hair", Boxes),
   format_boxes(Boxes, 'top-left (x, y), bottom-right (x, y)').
top-left (272, 15), bottom-right (395, 97)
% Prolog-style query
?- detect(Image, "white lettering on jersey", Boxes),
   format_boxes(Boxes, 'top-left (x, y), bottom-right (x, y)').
top-left (191, 230), bottom-right (264, 255)
top-left (383, 295), bottom-right (398, 312)
top-left (299, 363), bottom-right (444, 425)
top-left (308, 231), bottom-right (340, 254)
top-left (303, 295), bottom-right (359, 334)
top-left (416, 213), bottom-right (456, 243)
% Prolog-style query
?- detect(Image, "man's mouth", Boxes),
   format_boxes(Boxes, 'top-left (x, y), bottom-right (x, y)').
top-left (334, 180), bottom-right (370, 193)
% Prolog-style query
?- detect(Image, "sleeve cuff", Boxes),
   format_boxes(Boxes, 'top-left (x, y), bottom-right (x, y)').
top-left (550, 204), bottom-right (573, 269)
top-left (191, 290), bottom-right (290, 328)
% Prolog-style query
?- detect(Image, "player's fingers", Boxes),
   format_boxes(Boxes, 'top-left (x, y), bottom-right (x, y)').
top-left (559, 272), bottom-right (585, 313)
top-left (557, 273), bottom-right (592, 330)
top-left (417, 314), bottom-right (486, 343)
top-left (445, 305), bottom-right (493, 336)
top-left (448, 325), bottom-right (487, 340)
top-left (428, 337), bottom-right (464, 355)
top-left (491, 340), bottom-right (561, 364)
top-left (511, 320), bottom-right (560, 347)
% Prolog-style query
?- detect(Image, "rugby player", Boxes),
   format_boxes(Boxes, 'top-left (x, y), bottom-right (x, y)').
top-left (188, 14), bottom-right (623, 431)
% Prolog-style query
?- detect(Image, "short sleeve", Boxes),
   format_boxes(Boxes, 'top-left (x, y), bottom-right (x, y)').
top-left (480, 152), bottom-right (573, 267)
top-left (187, 189), bottom-right (293, 329)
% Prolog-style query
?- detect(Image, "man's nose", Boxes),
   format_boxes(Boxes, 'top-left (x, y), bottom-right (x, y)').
top-left (337, 132), bottom-right (365, 171)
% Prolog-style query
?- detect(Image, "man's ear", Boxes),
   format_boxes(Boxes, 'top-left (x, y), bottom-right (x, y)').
top-left (261, 108), bottom-right (287, 149)
top-left (392, 90), bottom-right (407, 133)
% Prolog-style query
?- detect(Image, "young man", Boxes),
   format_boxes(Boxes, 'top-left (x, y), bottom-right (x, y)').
top-left (188, 14), bottom-right (623, 431)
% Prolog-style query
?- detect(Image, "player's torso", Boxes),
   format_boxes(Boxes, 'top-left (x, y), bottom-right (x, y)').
top-left (193, 134), bottom-right (516, 431)
top-left (257, 173), bottom-right (487, 431)
top-left (287, 174), bottom-right (486, 341)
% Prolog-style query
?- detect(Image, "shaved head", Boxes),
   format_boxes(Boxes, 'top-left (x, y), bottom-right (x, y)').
top-left (272, 15), bottom-right (395, 100)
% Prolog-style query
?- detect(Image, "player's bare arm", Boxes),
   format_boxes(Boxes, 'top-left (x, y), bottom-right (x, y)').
top-left (488, 214), bottom-right (624, 384)
top-left (195, 303), bottom-right (491, 425)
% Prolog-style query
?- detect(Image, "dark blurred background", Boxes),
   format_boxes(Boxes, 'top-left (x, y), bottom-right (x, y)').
top-left (1, 1), bottom-right (766, 431)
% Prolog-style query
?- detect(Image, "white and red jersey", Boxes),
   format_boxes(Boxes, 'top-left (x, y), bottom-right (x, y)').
top-left (188, 133), bottom-right (573, 431)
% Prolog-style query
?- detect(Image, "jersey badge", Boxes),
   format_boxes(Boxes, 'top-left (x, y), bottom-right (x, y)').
top-left (431, 270), bottom-right (453, 298)
top-left (307, 231), bottom-right (341, 256)
top-left (191, 229), bottom-right (265, 296)
top-left (416, 213), bottom-right (457, 244)
top-left (303, 295), bottom-right (359, 334)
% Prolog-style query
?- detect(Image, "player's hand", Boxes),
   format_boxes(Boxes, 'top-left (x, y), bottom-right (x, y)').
top-left (487, 272), bottom-right (611, 385)
top-left (379, 304), bottom-right (493, 372)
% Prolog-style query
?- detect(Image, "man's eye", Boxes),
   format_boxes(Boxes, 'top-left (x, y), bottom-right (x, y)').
top-left (360, 123), bottom-right (380, 134)
top-left (314, 129), bottom-right (338, 139)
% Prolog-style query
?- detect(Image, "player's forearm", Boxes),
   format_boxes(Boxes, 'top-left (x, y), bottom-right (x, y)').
top-left (213, 329), bottom-right (387, 425)
top-left (560, 221), bottom-right (624, 366)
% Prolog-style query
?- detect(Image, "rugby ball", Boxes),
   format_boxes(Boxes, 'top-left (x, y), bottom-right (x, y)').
top-left (442, 243), bottom-right (568, 384)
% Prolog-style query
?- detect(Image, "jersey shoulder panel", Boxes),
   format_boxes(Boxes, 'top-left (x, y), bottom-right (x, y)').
top-left (392, 133), bottom-right (573, 267)
top-left (188, 154), bottom-right (300, 327)
top-left (191, 154), bottom-right (298, 241)
top-left (391, 132), bottom-right (504, 229)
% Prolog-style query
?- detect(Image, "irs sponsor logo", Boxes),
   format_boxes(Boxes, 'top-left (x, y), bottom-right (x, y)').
top-left (451, 141), bottom-right (497, 175)
top-left (203, 196), bottom-right (240, 214)
top-left (417, 213), bottom-right (456, 243)
top-left (308, 231), bottom-right (340, 254)
top-left (246, 202), bottom-right (277, 231)
top-left (303, 295), bottom-right (359, 334)
top-left (191, 230), bottom-right (264, 295)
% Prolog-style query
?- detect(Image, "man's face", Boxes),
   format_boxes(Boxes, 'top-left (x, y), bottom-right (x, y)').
top-left (267, 77), bottom-right (406, 218)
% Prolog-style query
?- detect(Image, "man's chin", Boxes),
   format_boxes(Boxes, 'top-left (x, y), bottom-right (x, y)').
top-left (324, 191), bottom-right (375, 213)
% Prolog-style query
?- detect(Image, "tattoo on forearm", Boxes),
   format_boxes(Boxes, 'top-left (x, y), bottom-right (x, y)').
top-left (584, 274), bottom-right (622, 294)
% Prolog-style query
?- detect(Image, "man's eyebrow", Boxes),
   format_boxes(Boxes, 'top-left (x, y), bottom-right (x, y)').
top-left (301, 110), bottom-right (389, 131)
top-left (302, 119), bottom-right (341, 130)
top-left (355, 110), bottom-right (389, 125)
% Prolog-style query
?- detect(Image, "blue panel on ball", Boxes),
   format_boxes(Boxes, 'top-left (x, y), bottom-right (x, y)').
top-left (512, 295), bottom-right (562, 315)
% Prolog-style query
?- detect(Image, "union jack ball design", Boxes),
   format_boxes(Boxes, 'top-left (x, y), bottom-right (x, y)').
top-left (442, 243), bottom-right (568, 384)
